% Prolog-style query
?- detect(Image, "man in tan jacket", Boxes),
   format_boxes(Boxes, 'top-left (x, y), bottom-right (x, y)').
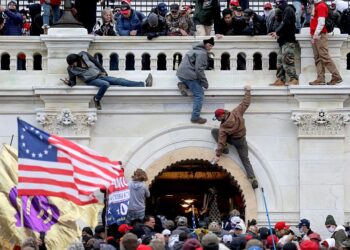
top-left (211, 85), bottom-right (258, 189)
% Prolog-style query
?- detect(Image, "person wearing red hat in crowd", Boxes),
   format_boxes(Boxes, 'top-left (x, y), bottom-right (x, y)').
top-left (309, 0), bottom-right (342, 85)
top-left (299, 240), bottom-right (320, 250)
top-left (116, 0), bottom-right (145, 36)
top-left (274, 221), bottom-right (295, 247)
top-left (211, 85), bottom-right (258, 189)
top-left (266, 234), bottom-right (279, 249)
top-left (228, 0), bottom-right (240, 10)
top-left (308, 232), bottom-right (322, 244)
top-left (119, 224), bottom-right (134, 235)
top-left (262, 2), bottom-right (275, 33)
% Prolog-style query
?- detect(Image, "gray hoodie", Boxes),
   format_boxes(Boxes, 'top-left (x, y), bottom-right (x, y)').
top-left (128, 181), bottom-right (150, 212)
top-left (176, 42), bottom-right (209, 88)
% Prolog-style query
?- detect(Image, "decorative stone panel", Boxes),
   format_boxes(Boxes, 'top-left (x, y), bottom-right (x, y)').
top-left (291, 110), bottom-right (350, 138)
top-left (36, 108), bottom-right (97, 137)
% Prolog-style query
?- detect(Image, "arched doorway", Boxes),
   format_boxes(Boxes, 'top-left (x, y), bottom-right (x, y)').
top-left (145, 159), bottom-right (246, 226)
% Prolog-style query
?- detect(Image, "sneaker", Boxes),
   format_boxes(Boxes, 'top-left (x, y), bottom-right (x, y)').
top-left (248, 177), bottom-right (259, 189)
top-left (177, 82), bottom-right (190, 96)
top-left (145, 73), bottom-right (153, 87)
top-left (94, 98), bottom-right (102, 110)
top-left (270, 79), bottom-right (286, 86)
top-left (326, 77), bottom-right (343, 85)
top-left (286, 79), bottom-right (299, 85)
top-left (191, 117), bottom-right (207, 124)
top-left (309, 79), bottom-right (325, 85)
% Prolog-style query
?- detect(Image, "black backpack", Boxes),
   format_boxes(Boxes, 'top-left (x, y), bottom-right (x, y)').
top-left (325, 3), bottom-right (335, 33)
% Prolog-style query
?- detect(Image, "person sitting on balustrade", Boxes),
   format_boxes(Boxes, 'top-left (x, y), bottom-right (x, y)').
top-left (141, 13), bottom-right (167, 40)
top-left (165, 3), bottom-right (194, 36)
top-left (0, 1), bottom-right (23, 36)
top-left (95, 8), bottom-right (116, 36)
top-left (62, 51), bottom-right (153, 110)
top-left (116, 0), bottom-right (145, 36)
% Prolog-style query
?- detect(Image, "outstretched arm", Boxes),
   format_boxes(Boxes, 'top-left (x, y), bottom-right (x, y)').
top-left (234, 85), bottom-right (251, 115)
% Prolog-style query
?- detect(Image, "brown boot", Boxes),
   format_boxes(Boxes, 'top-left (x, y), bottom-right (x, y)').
top-left (327, 77), bottom-right (343, 85)
top-left (309, 79), bottom-right (325, 85)
top-left (191, 117), bottom-right (207, 124)
top-left (178, 82), bottom-right (190, 96)
top-left (270, 79), bottom-right (286, 86)
top-left (286, 79), bottom-right (299, 85)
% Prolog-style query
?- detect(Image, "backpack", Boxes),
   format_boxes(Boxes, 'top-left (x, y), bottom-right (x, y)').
top-left (324, 3), bottom-right (335, 33)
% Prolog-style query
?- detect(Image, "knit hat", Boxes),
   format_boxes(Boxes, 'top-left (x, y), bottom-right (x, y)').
top-left (282, 242), bottom-right (298, 250)
top-left (95, 225), bottom-right (105, 234)
top-left (66, 54), bottom-right (81, 66)
top-left (258, 227), bottom-right (269, 240)
top-left (7, 0), bottom-right (16, 6)
top-left (148, 13), bottom-right (159, 27)
top-left (274, 221), bottom-right (290, 231)
top-left (183, 239), bottom-right (202, 250)
top-left (298, 219), bottom-right (310, 229)
top-left (201, 233), bottom-right (219, 247)
top-left (325, 215), bottom-right (336, 225)
top-left (203, 37), bottom-right (215, 46)
top-left (299, 240), bottom-right (320, 250)
top-left (157, 2), bottom-right (168, 16)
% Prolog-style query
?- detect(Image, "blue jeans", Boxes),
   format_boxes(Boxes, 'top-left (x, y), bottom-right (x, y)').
top-left (293, 0), bottom-right (302, 32)
top-left (178, 77), bottom-right (204, 120)
top-left (86, 76), bottom-right (144, 101)
top-left (42, 3), bottom-right (60, 26)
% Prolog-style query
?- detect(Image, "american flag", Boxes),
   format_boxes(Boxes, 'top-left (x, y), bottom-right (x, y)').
top-left (17, 118), bottom-right (122, 205)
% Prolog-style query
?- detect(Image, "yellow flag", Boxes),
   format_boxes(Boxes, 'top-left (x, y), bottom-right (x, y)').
top-left (0, 144), bottom-right (103, 249)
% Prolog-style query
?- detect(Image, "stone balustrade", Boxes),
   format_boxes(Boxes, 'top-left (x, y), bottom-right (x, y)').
top-left (0, 28), bottom-right (349, 88)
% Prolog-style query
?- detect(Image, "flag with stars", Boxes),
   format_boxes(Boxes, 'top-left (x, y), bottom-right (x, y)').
top-left (17, 118), bottom-right (123, 205)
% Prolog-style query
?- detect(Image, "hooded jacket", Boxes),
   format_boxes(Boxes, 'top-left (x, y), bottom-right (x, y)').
top-left (176, 42), bottom-right (209, 88)
top-left (128, 180), bottom-right (150, 212)
top-left (275, 4), bottom-right (296, 46)
top-left (216, 90), bottom-right (251, 157)
top-left (331, 225), bottom-right (347, 248)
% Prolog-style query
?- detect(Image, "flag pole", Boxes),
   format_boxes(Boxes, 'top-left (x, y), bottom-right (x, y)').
top-left (20, 196), bottom-right (25, 228)
top-left (10, 134), bottom-right (14, 146)
top-left (105, 186), bottom-right (109, 241)
top-left (261, 188), bottom-right (276, 250)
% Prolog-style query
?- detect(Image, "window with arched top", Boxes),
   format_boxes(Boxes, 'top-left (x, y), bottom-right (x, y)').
top-left (110, 53), bottom-right (119, 71)
top-left (94, 53), bottom-right (103, 66)
top-left (173, 53), bottom-right (182, 70)
top-left (347, 53), bottom-right (350, 70)
top-left (17, 53), bottom-right (26, 70)
top-left (142, 53), bottom-right (151, 70)
top-left (125, 53), bottom-right (135, 70)
top-left (269, 52), bottom-right (277, 70)
top-left (207, 52), bottom-right (214, 70)
top-left (221, 53), bottom-right (230, 70)
top-left (253, 53), bottom-right (262, 70)
top-left (237, 52), bottom-right (246, 70)
top-left (157, 53), bottom-right (166, 70)
top-left (33, 53), bottom-right (42, 70)
top-left (1, 53), bottom-right (10, 70)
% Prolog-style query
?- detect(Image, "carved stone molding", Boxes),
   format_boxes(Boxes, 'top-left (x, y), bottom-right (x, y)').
top-left (36, 109), bottom-right (97, 137)
top-left (291, 110), bottom-right (350, 138)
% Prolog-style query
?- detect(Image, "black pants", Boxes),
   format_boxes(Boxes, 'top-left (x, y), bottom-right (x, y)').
top-left (211, 128), bottom-right (255, 178)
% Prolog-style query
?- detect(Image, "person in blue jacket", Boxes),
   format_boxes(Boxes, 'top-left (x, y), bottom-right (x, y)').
top-left (0, 1), bottom-right (23, 36)
top-left (116, 1), bottom-right (145, 36)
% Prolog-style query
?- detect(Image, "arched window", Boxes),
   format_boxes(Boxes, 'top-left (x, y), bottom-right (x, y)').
top-left (173, 53), bottom-right (182, 70)
top-left (142, 53), bottom-right (151, 70)
top-left (17, 53), bottom-right (26, 70)
top-left (125, 53), bottom-right (135, 70)
top-left (110, 53), bottom-right (119, 71)
top-left (33, 53), bottom-right (42, 70)
top-left (237, 52), bottom-right (246, 70)
top-left (221, 53), bottom-right (230, 70)
top-left (157, 53), bottom-right (166, 70)
top-left (207, 53), bottom-right (214, 70)
top-left (253, 53), bottom-right (262, 70)
top-left (1, 53), bottom-right (10, 70)
top-left (269, 52), bottom-right (277, 70)
top-left (94, 53), bottom-right (103, 66)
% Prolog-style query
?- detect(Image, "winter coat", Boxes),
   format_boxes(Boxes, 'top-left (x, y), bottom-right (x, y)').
top-left (95, 22), bottom-right (116, 36)
top-left (67, 51), bottom-right (106, 85)
top-left (331, 225), bottom-right (348, 248)
top-left (275, 4), bottom-right (296, 46)
top-left (116, 9), bottom-right (145, 36)
top-left (165, 13), bottom-right (194, 36)
top-left (193, 0), bottom-right (221, 32)
top-left (176, 42), bottom-right (209, 88)
top-left (128, 180), bottom-right (150, 212)
top-left (216, 90), bottom-right (251, 156)
top-left (3, 9), bottom-right (23, 35)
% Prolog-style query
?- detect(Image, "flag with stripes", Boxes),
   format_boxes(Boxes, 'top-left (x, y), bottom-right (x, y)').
top-left (17, 118), bottom-right (122, 205)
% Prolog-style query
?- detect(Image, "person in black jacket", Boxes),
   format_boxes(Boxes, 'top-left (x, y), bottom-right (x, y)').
top-left (215, 8), bottom-right (246, 37)
top-left (141, 13), bottom-right (167, 40)
top-left (236, 9), bottom-right (266, 35)
top-left (270, 0), bottom-right (299, 86)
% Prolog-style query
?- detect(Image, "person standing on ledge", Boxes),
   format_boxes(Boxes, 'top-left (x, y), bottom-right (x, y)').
top-left (211, 85), bottom-right (258, 189)
top-left (63, 51), bottom-right (153, 110)
top-left (176, 37), bottom-right (215, 124)
top-left (309, 0), bottom-right (342, 85)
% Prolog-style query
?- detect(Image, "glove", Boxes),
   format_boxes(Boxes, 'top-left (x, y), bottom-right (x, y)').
top-left (202, 82), bottom-right (209, 89)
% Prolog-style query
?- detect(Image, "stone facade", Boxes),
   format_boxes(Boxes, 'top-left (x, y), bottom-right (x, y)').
top-left (0, 28), bottom-right (350, 238)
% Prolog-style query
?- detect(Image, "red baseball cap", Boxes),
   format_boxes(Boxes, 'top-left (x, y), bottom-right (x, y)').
top-left (274, 221), bottom-right (290, 231)
top-left (300, 240), bottom-right (320, 250)
top-left (214, 109), bottom-right (225, 120)
top-left (229, 0), bottom-right (239, 6)
top-left (118, 224), bottom-right (133, 234)
top-left (121, 0), bottom-right (131, 4)
top-left (263, 2), bottom-right (273, 9)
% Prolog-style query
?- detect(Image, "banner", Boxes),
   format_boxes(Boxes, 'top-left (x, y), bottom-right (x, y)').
top-left (106, 171), bottom-right (130, 226)
top-left (0, 144), bottom-right (103, 250)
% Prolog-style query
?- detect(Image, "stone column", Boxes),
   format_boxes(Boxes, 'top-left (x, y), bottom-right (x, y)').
top-left (290, 86), bottom-right (350, 237)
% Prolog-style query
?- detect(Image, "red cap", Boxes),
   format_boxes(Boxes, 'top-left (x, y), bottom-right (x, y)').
top-left (266, 235), bottom-right (279, 247)
top-left (308, 233), bottom-right (321, 242)
top-left (263, 2), bottom-right (273, 9)
top-left (229, 0), bottom-right (239, 6)
top-left (122, 0), bottom-right (131, 4)
top-left (214, 109), bottom-right (225, 119)
top-left (274, 221), bottom-right (290, 231)
top-left (300, 240), bottom-right (320, 250)
top-left (137, 245), bottom-right (152, 250)
top-left (118, 224), bottom-right (133, 234)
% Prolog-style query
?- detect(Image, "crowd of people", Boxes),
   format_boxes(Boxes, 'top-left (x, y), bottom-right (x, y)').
top-left (0, 0), bottom-right (350, 36)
